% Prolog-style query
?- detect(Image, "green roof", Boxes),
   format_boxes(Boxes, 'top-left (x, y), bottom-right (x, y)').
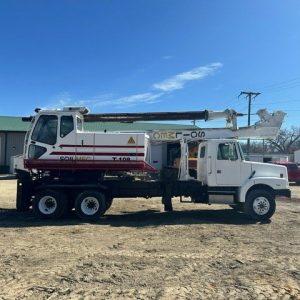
top-left (0, 116), bottom-right (198, 132)
top-left (85, 121), bottom-right (198, 132)
top-left (0, 116), bottom-right (30, 132)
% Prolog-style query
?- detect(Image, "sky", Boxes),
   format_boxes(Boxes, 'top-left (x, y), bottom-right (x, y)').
top-left (0, 0), bottom-right (300, 128)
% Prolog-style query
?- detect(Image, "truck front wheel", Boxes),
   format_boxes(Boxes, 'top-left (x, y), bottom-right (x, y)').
top-left (33, 189), bottom-right (68, 219)
top-left (75, 190), bottom-right (107, 220)
top-left (244, 189), bottom-right (276, 221)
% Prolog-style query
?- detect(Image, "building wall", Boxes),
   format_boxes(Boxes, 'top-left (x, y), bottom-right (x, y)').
top-left (162, 143), bottom-right (168, 168)
top-left (0, 131), bottom-right (26, 172)
top-left (6, 132), bottom-right (26, 165)
top-left (0, 132), bottom-right (5, 166)
top-left (294, 150), bottom-right (300, 164)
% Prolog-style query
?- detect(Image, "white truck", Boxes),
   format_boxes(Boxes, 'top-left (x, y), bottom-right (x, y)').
top-left (15, 106), bottom-right (290, 221)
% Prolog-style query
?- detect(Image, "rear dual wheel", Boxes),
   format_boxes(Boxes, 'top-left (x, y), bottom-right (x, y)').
top-left (32, 189), bottom-right (111, 220)
top-left (32, 189), bottom-right (68, 219)
top-left (74, 190), bottom-right (108, 220)
top-left (105, 197), bottom-right (113, 210)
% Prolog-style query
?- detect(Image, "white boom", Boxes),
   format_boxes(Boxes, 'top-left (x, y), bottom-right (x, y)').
top-left (145, 109), bottom-right (286, 181)
top-left (148, 109), bottom-right (286, 142)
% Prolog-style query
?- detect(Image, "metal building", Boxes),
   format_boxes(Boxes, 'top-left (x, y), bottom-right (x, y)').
top-left (0, 117), bottom-right (28, 173)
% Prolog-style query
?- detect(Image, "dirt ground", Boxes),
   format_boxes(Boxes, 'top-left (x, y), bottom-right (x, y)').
top-left (0, 180), bottom-right (299, 300)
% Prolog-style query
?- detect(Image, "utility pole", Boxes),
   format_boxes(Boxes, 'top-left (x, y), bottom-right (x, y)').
top-left (239, 91), bottom-right (261, 157)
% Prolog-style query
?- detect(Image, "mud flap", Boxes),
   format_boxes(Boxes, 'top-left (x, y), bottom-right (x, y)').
top-left (16, 179), bottom-right (32, 212)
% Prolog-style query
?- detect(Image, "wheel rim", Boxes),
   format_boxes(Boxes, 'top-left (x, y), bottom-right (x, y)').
top-left (253, 197), bottom-right (270, 215)
top-left (81, 197), bottom-right (100, 216)
top-left (39, 196), bottom-right (57, 215)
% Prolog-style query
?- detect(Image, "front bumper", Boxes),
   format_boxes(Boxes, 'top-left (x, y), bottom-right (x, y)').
top-left (275, 189), bottom-right (291, 198)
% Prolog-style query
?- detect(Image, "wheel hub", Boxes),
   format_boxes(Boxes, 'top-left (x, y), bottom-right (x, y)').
top-left (39, 196), bottom-right (57, 215)
top-left (253, 197), bottom-right (270, 215)
top-left (81, 197), bottom-right (99, 215)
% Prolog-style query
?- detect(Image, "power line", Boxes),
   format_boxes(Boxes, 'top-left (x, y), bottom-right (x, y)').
top-left (252, 99), bottom-right (300, 107)
top-left (280, 109), bottom-right (300, 112)
top-left (254, 75), bottom-right (300, 91)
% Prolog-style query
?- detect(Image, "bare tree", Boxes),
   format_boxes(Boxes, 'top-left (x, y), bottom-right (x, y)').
top-left (266, 126), bottom-right (300, 153)
top-left (240, 141), bottom-right (264, 153)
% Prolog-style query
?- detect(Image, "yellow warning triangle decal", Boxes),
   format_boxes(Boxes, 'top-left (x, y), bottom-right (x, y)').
top-left (127, 137), bottom-right (136, 144)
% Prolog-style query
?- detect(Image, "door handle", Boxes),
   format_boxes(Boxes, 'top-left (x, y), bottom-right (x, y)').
top-left (217, 170), bottom-right (221, 174)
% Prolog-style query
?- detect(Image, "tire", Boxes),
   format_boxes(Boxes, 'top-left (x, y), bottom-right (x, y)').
top-left (32, 189), bottom-right (68, 219)
top-left (66, 191), bottom-right (75, 212)
top-left (74, 190), bottom-right (107, 220)
top-left (244, 189), bottom-right (276, 221)
top-left (105, 197), bottom-right (113, 210)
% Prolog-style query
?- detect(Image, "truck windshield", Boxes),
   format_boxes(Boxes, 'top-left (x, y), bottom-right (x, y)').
top-left (77, 117), bottom-right (83, 131)
top-left (31, 115), bottom-right (58, 145)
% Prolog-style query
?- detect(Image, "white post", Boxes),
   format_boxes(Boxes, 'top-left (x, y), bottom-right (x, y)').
top-left (178, 139), bottom-right (193, 181)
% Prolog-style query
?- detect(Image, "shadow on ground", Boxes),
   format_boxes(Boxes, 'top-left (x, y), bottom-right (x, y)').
top-left (0, 207), bottom-right (263, 228)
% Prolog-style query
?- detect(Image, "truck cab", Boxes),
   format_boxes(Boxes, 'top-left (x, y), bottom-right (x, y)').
top-left (198, 139), bottom-right (288, 188)
top-left (197, 139), bottom-right (290, 217)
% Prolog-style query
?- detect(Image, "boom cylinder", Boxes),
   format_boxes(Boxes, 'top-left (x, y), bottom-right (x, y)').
top-left (84, 110), bottom-right (209, 122)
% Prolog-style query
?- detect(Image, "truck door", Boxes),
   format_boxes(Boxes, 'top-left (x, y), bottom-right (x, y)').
top-left (215, 142), bottom-right (241, 186)
top-left (58, 115), bottom-right (78, 159)
top-left (150, 144), bottom-right (163, 170)
top-left (28, 115), bottom-right (59, 160)
top-left (74, 116), bottom-right (94, 162)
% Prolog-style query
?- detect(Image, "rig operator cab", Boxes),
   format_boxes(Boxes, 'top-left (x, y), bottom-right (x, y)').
top-left (23, 107), bottom-right (154, 173)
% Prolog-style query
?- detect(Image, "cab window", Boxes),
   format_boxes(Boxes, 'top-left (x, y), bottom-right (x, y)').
top-left (77, 117), bottom-right (83, 131)
top-left (60, 116), bottom-right (74, 138)
top-left (200, 146), bottom-right (206, 158)
top-left (28, 144), bottom-right (47, 159)
top-left (217, 143), bottom-right (238, 161)
top-left (31, 115), bottom-right (58, 145)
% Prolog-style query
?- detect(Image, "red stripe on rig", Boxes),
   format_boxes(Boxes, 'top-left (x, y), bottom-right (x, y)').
top-left (50, 151), bottom-right (144, 157)
top-left (24, 159), bottom-right (157, 172)
top-left (59, 144), bottom-right (144, 148)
